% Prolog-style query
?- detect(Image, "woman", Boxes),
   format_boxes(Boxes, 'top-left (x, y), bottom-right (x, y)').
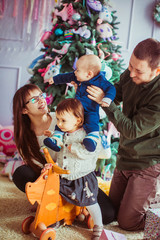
top-left (12, 83), bottom-right (115, 225)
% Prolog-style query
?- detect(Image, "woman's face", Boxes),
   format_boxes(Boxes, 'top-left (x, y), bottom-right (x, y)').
top-left (23, 89), bottom-right (48, 117)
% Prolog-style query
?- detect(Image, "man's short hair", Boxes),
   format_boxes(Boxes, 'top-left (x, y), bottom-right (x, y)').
top-left (133, 38), bottom-right (160, 70)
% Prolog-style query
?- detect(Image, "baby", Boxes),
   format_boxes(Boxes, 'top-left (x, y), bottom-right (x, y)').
top-left (48, 54), bottom-right (116, 152)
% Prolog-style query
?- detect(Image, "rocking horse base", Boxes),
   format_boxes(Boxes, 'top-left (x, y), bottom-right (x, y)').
top-left (22, 216), bottom-right (56, 239)
top-left (22, 148), bottom-right (94, 239)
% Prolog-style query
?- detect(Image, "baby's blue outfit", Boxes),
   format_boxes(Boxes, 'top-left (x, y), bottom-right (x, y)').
top-left (54, 71), bottom-right (116, 133)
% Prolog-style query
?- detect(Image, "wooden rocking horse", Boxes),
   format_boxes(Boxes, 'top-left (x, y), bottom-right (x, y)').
top-left (22, 148), bottom-right (93, 240)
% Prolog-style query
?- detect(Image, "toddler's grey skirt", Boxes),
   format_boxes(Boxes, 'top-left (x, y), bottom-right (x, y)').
top-left (60, 171), bottom-right (98, 206)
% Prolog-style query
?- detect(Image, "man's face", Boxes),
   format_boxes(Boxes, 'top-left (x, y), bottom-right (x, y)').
top-left (128, 54), bottom-right (157, 85)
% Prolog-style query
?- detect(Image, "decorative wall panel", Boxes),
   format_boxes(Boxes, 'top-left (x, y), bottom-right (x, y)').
top-left (0, 66), bottom-right (21, 125)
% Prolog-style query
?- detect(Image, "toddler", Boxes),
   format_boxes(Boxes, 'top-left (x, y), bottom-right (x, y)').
top-left (44, 98), bottom-right (103, 240)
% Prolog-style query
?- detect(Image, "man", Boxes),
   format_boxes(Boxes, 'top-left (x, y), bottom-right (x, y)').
top-left (87, 38), bottom-right (160, 231)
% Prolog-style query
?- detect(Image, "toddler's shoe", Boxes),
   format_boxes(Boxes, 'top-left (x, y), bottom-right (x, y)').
top-left (43, 134), bottom-right (63, 152)
top-left (83, 134), bottom-right (99, 152)
top-left (91, 225), bottom-right (103, 240)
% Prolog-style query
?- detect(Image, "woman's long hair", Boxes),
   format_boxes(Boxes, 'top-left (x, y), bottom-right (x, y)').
top-left (13, 84), bottom-right (46, 173)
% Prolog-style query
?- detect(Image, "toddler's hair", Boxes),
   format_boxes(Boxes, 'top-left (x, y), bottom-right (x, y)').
top-left (56, 98), bottom-right (84, 127)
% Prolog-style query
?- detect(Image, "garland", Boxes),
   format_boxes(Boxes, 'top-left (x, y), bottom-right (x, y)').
top-left (153, 1), bottom-right (160, 23)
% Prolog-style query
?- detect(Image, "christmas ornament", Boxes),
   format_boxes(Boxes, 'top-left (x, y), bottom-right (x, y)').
top-left (91, 29), bottom-right (96, 46)
top-left (73, 26), bottom-right (91, 39)
top-left (98, 6), bottom-right (113, 24)
top-left (112, 53), bottom-right (121, 61)
top-left (52, 43), bottom-right (71, 54)
top-left (51, 9), bottom-right (58, 25)
top-left (97, 43), bottom-right (105, 60)
top-left (72, 13), bottom-right (81, 21)
top-left (27, 55), bottom-right (45, 75)
top-left (91, 36), bottom-right (96, 46)
top-left (64, 29), bottom-right (74, 39)
top-left (153, 1), bottom-right (160, 23)
top-left (86, 0), bottom-right (102, 12)
top-left (96, 23), bottom-right (113, 40)
top-left (39, 58), bottom-right (61, 83)
top-left (97, 43), bottom-right (111, 60)
top-left (54, 3), bottom-right (76, 25)
top-left (55, 28), bottom-right (64, 36)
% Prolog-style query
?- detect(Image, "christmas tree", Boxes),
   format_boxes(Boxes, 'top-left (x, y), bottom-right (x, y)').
top-left (28, 0), bottom-right (123, 179)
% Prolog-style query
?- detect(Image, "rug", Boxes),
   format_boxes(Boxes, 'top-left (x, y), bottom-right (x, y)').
top-left (0, 165), bottom-right (144, 240)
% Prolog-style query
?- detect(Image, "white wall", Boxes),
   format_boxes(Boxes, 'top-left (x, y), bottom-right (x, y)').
top-left (113, 0), bottom-right (160, 67)
top-left (0, 0), bottom-right (55, 125)
top-left (0, 0), bottom-right (159, 126)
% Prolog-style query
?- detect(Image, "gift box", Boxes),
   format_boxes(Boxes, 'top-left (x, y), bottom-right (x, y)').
top-left (100, 229), bottom-right (127, 240)
top-left (144, 208), bottom-right (160, 240)
top-left (97, 177), bottom-right (111, 196)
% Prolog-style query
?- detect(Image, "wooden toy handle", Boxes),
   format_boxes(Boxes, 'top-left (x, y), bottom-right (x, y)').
top-left (43, 147), bottom-right (70, 175)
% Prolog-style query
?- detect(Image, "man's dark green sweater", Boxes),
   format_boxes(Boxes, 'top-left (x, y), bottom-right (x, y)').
top-left (103, 69), bottom-right (160, 170)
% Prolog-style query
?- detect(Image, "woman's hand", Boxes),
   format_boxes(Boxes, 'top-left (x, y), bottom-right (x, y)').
top-left (41, 163), bottom-right (53, 173)
top-left (86, 85), bottom-right (105, 104)
top-left (44, 130), bottom-right (52, 137)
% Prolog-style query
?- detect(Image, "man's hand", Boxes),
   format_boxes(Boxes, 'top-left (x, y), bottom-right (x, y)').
top-left (101, 102), bottom-right (109, 107)
top-left (86, 85), bottom-right (105, 104)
